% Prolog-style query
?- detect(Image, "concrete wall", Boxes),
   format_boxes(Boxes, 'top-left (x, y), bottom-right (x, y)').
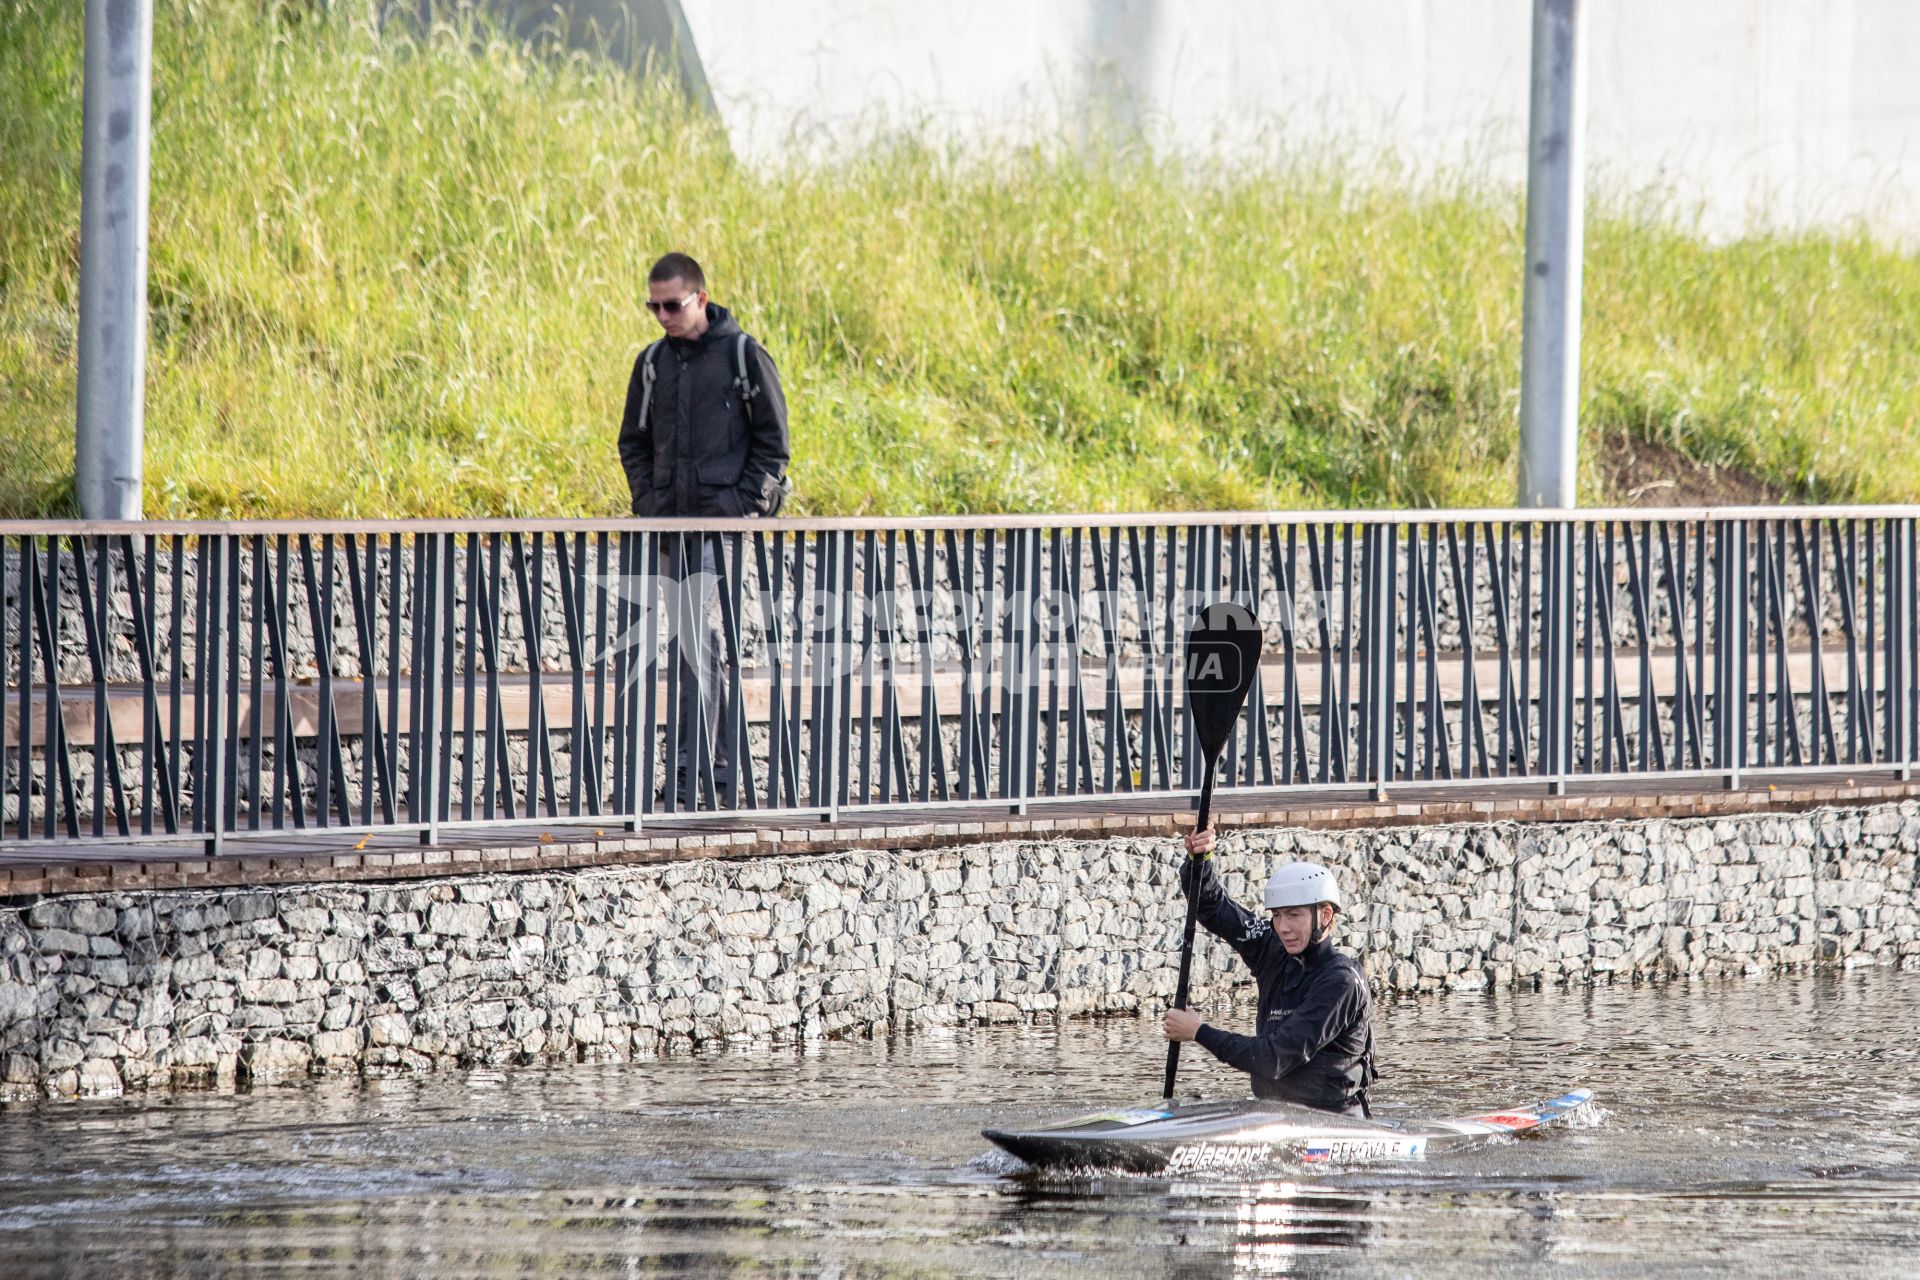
top-left (673, 0), bottom-right (1920, 244)
top-left (2, 801), bottom-right (1915, 1099)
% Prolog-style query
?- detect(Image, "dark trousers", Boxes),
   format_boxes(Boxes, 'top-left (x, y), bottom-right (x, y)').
top-left (665, 535), bottom-right (736, 805)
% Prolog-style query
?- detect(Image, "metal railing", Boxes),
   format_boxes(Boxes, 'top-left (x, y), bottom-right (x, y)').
top-left (2, 509), bottom-right (1915, 849)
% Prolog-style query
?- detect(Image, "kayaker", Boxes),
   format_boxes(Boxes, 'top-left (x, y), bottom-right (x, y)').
top-left (1161, 828), bottom-right (1377, 1116)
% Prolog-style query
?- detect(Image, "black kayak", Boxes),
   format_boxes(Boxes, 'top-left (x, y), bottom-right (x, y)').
top-left (983, 1088), bottom-right (1595, 1175)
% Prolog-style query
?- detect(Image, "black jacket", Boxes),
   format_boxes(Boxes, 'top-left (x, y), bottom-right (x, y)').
top-left (617, 303), bottom-right (790, 517)
top-left (1181, 855), bottom-right (1376, 1112)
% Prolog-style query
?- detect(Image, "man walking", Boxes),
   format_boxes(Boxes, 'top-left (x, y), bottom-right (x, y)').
top-left (618, 253), bottom-right (790, 805)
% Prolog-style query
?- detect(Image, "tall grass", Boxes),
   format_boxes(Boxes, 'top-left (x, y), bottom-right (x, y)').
top-left (3, 0), bottom-right (1917, 518)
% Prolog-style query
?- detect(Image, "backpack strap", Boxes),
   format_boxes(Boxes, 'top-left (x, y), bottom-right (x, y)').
top-left (734, 333), bottom-right (759, 408)
top-left (637, 339), bottom-right (662, 428)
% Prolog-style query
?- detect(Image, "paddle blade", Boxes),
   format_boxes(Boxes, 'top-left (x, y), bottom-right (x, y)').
top-left (1183, 600), bottom-right (1263, 761)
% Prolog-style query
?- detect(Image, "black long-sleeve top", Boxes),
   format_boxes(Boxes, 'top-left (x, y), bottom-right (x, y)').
top-left (1181, 855), bottom-right (1377, 1113)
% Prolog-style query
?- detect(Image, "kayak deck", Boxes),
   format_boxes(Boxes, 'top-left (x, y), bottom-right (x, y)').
top-left (983, 1089), bottom-right (1594, 1174)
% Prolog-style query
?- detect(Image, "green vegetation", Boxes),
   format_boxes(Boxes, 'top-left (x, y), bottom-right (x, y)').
top-left (3, 1), bottom-right (1917, 518)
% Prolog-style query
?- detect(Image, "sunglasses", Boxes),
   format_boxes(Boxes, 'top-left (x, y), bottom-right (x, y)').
top-left (646, 293), bottom-right (702, 316)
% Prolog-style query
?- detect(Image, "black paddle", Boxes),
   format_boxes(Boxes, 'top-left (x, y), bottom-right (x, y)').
top-left (1163, 599), bottom-right (1264, 1101)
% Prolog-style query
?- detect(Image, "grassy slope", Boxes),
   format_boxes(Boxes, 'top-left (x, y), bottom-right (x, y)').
top-left (2, 1), bottom-right (1916, 519)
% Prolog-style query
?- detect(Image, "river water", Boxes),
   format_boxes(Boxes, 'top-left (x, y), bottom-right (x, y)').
top-left (1, 968), bottom-right (1917, 1277)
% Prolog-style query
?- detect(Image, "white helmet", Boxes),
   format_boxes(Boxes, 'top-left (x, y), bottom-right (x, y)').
top-left (1263, 861), bottom-right (1344, 911)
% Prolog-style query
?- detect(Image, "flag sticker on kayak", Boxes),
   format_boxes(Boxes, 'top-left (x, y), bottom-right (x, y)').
top-left (1301, 1136), bottom-right (1429, 1163)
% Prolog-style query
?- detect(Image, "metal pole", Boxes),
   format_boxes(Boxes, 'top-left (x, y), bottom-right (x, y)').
top-left (75, 0), bottom-right (153, 520)
top-left (1517, 0), bottom-right (1587, 510)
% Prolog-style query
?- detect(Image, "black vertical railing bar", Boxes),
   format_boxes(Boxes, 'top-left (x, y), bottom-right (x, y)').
top-left (948, 528), bottom-right (986, 801)
top-left (1421, 522), bottom-right (1454, 781)
top-left (658, 531), bottom-right (688, 815)
top-left (1905, 518), bottom-right (1919, 778)
top-left (610, 530), bottom-right (635, 822)
top-left (261, 536), bottom-right (297, 829)
top-left (1305, 525), bottom-right (1335, 784)
top-left (1340, 525), bottom-right (1360, 785)
top-left (1831, 519), bottom-right (1868, 765)
top-left (1688, 521), bottom-right (1707, 769)
top-left (1792, 519), bottom-right (1838, 764)
top-left (1621, 522), bottom-right (1643, 771)
top-left (459, 533), bottom-right (480, 823)
top-left (244, 535), bottom-right (264, 831)
top-left (783, 532), bottom-right (806, 811)
top-left (1862, 518), bottom-right (1876, 763)
top-left (1238, 523), bottom-right (1274, 789)
top-left (1730, 518), bottom-right (1751, 786)
top-left (1047, 528), bottom-right (1065, 796)
top-left (1091, 528), bottom-right (1127, 795)
top-left (435, 534), bottom-right (458, 829)
top-left (1596, 523), bottom-right (1624, 775)
top-left (906, 529), bottom-right (947, 804)
top-left (186, 536), bottom-right (207, 841)
top-left (834, 530), bottom-right (857, 813)
top-left (1383, 524), bottom-right (1398, 794)
top-left (1369, 524), bottom-right (1395, 797)
top-left (406, 534), bottom-right (427, 829)
top-left (412, 532), bottom-right (440, 836)
top-left (834, 530), bottom-right (856, 814)
top-left (1399, 523), bottom-right (1417, 782)
top-left (1486, 522), bottom-right (1518, 777)
top-left (1356, 525), bottom-right (1375, 791)
top-left (1754, 523), bottom-right (1770, 769)
top-left (857, 529), bottom-right (878, 807)
top-left (1440, 524), bottom-right (1479, 778)
top-left (876, 529), bottom-right (911, 805)
top-left (1127, 526), bottom-right (1164, 791)
top-left (753, 531), bottom-right (787, 811)
top-left (805, 533), bottom-right (828, 813)
top-left (803, 532), bottom-right (827, 812)
top-left (1, 538), bottom-right (11, 840)
top-left (74, 537), bottom-right (124, 836)
top-left (1554, 519), bottom-right (1572, 781)
top-left (1369, 523), bottom-right (1385, 785)
top-left (1517, 523), bottom-right (1534, 777)
top-left (554, 532), bottom-right (586, 817)
top-left (987, 528), bottom-right (1008, 807)
top-left (124, 533), bottom-right (174, 834)
top-left (1767, 521), bottom-right (1803, 768)
top-left (14, 537), bottom-right (33, 844)
top-left (721, 530), bottom-right (753, 810)
top-left (484, 533), bottom-right (515, 822)
top-left (219, 537), bottom-right (241, 836)
top-left (1582, 522), bottom-right (1597, 776)
top-left (166, 534), bottom-right (186, 831)
top-left (998, 529), bottom-right (1022, 808)
top-left (379, 533), bottom-right (401, 830)
top-left (1077, 522), bottom-right (1100, 796)
top-left (48, 536), bottom-right (79, 838)
top-left (639, 531), bottom-right (663, 818)
top-left (202, 537), bottom-right (229, 850)
top-left (591, 531), bottom-right (612, 816)
top-left (1177, 524), bottom-right (1202, 793)
top-left (342, 536), bottom-right (378, 825)
top-left (1163, 524), bottom-right (1184, 791)
top-left (1251, 523), bottom-right (1276, 787)
top-left (1268, 523), bottom-right (1308, 787)
top-left (693, 535), bottom-right (723, 815)
top-left (1660, 524), bottom-right (1695, 770)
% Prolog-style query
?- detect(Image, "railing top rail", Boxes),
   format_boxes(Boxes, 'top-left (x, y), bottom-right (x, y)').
top-left (2, 505), bottom-right (1918, 537)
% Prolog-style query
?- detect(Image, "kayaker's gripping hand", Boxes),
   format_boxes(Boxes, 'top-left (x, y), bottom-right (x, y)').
top-left (1179, 829), bottom-right (1214, 896)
